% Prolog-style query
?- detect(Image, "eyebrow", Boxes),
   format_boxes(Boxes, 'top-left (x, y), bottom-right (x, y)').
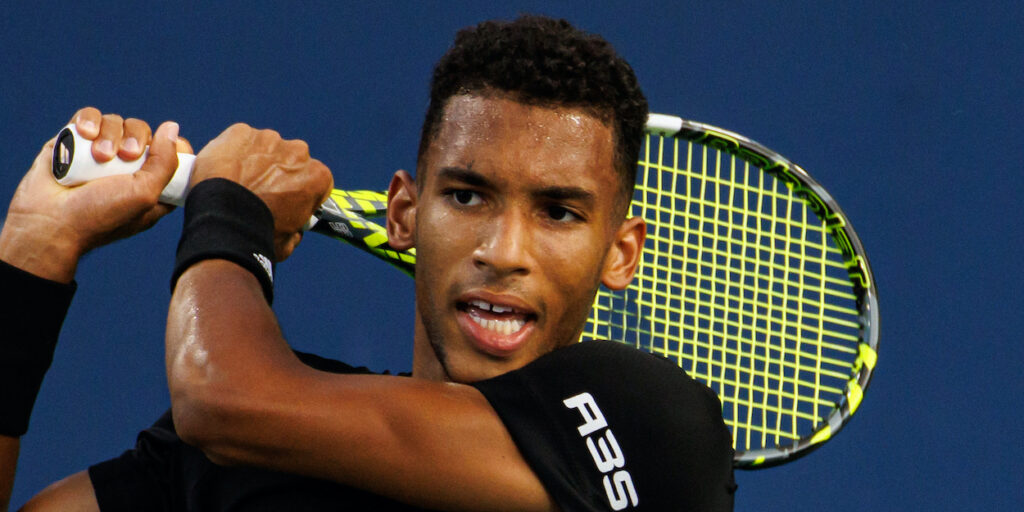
top-left (534, 185), bottom-right (595, 205)
top-left (436, 166), bottom-right (490, 188)
top-left (436, 165), bottom-right (596, 206)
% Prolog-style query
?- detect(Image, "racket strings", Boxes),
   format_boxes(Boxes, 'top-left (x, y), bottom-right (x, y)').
top-left (583, 132), bottom-right (862, 453)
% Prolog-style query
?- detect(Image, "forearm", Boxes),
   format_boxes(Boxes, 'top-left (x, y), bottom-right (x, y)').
top-left (0, 221), bottom-right (79, 284)
top-left (167, 260), bottom-right (554, 511)
top-left (166, 258), bottom-right (302, 454)
top-left (0, 436), bottom-right (18, 511)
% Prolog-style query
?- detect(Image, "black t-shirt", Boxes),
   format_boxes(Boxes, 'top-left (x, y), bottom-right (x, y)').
top-left (0, 259), bottom-right (734, 510)
top-left (474, 341), bottom-right (736, 511)
top-left (88, 344), bottom-right (734, 511)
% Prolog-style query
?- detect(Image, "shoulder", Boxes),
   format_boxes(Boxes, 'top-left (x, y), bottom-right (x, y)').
top-left (472, 341), bottom-right (735, 511)
top-left (477, 340), bottom-right (722, 421)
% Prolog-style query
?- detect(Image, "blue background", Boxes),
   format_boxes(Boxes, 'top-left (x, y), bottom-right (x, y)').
top-left (2, 2), bottom-right (1021, 509)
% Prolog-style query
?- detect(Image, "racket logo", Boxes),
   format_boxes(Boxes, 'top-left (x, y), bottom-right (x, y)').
top-left (53, 127), bottom-right (75, 179)
top-left (563, 392), bottom-right (638, 510)
top-left (329, 222), bottom-right (352, 237)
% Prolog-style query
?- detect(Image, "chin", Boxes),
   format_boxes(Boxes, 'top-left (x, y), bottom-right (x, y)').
top-left (440, 350), bottom-right (522, 384)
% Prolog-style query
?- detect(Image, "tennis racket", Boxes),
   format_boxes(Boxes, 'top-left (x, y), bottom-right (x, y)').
top-left (52, 114), bottom-right (879, 469)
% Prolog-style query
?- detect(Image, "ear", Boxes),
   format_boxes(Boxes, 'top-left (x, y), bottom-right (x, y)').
top-left (600, 216), bottom-right (646, 290)
top-left (386, 170), bottom-right (417, 250)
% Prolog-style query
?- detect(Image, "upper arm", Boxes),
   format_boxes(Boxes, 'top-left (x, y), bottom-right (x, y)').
top-left (18, 471), bottom-right (99, 512)
top-left (179, 364), bottom-right (557, 512)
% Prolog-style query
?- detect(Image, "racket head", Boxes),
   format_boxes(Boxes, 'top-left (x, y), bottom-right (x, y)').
top-left (582, 114), bottom-right (879, 468)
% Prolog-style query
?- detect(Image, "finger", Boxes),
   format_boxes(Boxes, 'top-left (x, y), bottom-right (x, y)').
top-left (119, 118), bottom-right (152, 161)
top-left (21, 137), bottom-right (58, 185)
top-left (92, 113), bottom-right (125, 163)
top-left (71, 107), bottom-right (101, 139)
top-left (175, 136), bottom-right (194, 155)
top-left (255, 128), bottom-right (282, 150)
top-left (133, 202), bottom-right (176, 231)
top-left (134, 121), bottom-right (180, 196)
top-left (283, 138), bottom-right (310, 163)
top-left (275, 231), bottom-right (303, 262)
top-left (310, 159), bottom-right (334, 206)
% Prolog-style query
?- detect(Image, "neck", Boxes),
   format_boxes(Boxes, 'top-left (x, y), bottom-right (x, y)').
top-left (411, 310), bottom-right (448, 381)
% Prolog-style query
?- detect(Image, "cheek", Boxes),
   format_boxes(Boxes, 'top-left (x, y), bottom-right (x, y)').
top-left (416, 208), bottom-right (467, 267)
top-left (538, 232), bottom-right (607, 311)
top-left (413, 206), bottom-right (478, 301)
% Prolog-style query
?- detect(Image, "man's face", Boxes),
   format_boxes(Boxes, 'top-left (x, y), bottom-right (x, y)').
top-left (404, 94), bottom-right (632, 383)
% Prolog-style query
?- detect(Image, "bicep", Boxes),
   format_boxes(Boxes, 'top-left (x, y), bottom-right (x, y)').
top-left (18, 471), bottom-right (98, 512)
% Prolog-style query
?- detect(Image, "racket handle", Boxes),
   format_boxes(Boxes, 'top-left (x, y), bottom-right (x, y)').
top-left (51, 124), bottom-right (321, 229)
top-left (52, 124), bottom-right (195, 206)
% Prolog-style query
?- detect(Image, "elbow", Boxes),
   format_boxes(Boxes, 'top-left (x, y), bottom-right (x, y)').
top-left (167, 358), bottom-right (248, 466)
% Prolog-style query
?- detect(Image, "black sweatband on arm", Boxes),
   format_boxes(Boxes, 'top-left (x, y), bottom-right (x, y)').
top-left (171, 178), bottom-right (276, 304)
top-left (0, 260), bottom-right (76, 437)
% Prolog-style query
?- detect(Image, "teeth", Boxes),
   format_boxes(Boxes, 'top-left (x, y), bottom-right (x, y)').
top-left (468, 299), bottom-right (517, 314)
top-left (471, 315), bottom-right (525, 335)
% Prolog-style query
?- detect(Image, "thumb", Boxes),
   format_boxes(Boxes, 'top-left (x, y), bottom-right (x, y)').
top-left (134, 121), bottom-right (180, 196)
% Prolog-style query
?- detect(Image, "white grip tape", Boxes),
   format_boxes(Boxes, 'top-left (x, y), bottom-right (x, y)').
top-left (52, 124), bottom-right (195, 207)
top-left (52, 124), bottom-right (322, 230)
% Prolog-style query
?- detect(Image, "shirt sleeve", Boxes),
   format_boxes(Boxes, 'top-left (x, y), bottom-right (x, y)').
top-left (87, 410), bottom-right (180, 512)
top-left (87, 352), bottom-right (388, 511)
top-left (471, 340), bottom-right (736, 512)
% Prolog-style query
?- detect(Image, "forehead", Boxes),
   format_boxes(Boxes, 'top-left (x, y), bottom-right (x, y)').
top-left (421, 95), bottom-right (616, 190)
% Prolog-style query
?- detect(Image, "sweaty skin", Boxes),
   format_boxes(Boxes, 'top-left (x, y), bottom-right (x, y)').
top-left (389, 94), bottom-right (645, 383)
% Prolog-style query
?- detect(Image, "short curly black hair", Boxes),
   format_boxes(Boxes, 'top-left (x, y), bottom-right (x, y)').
top-left (418, 15), bottom-right (648, 211)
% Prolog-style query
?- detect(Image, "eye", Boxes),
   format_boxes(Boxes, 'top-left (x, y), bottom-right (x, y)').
top-left (449, 189), bottom-right (482, 206)
top-left (546, 205), bottom-right (580, 223)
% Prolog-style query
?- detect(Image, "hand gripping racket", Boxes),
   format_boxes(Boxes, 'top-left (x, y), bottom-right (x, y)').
top-left (53, 115), bottom-right (879, 468)
top-left (51, 124), bottom-right (414, 275)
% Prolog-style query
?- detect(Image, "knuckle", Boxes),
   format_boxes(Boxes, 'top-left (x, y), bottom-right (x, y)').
top-left (124, 118), bottom-right (151, 133)
top-left (77, 106), bottom-right (101, 119)
top-left (316, 162), bottom-right (333, 186)
top-left (259, 128), bottom-right (283, 144)
top-left (226, 122), bottom-right (252, 135)
top-left (288, 138), bottom-right (310, 155)
top-left (101, 113), bottom-right (125, 124)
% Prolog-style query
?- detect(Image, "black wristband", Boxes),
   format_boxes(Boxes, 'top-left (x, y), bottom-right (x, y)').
top-left (0, 260), bottom-right (76, 436)
top-left (171, 178), bottom-right (276, 304)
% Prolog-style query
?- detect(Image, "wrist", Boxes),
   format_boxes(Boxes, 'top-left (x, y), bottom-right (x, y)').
top-left (0, 215), bottom-right (82, 283)
top-left (171, 178), bottom-right (276, 303)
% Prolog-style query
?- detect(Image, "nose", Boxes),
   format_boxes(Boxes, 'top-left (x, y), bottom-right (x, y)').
top-left (472, 209), bottom-right (533, 277)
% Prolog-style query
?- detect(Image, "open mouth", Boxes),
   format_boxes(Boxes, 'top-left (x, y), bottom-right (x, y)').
top-left (464, 299), bottom-right (530, 334)
top-left (456, 298), bottom-right (537, 355)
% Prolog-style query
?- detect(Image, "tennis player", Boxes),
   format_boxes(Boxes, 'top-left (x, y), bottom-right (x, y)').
top-left (1, 16), bottom-right (735, 511)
